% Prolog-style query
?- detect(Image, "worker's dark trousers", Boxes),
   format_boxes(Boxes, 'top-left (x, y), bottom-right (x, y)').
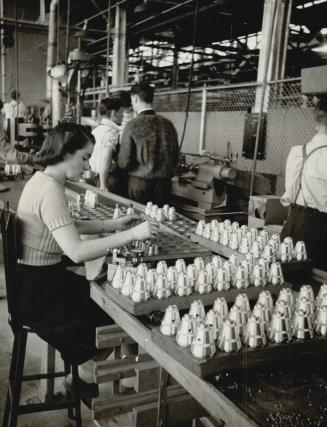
top-left (280, 204), bottom-right (327, 271)
top-left (128, 176), bottom-right (172, 206)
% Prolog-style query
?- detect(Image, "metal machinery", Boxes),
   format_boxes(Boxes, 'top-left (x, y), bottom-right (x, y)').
top-left (171, 149), bottom-right (272, 221)
top-left (65, 29), bottom-right (93, 122)
top-left (3, 115), bottom-right (50, 154)
top-left (17, 119), bottom-right (50, 151)
top-left (48, 21), bottom-right (99, 125)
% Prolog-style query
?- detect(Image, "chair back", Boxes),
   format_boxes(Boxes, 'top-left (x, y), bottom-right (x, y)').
top-left (0, 205), bottom-right (20, 327)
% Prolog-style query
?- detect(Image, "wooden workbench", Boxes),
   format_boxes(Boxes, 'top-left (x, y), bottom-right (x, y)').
top-left (69, 181), bottom-right (327, 425)
top-left (90, 282), bottom-right (258, 427)
top-left (91, 282), bottom-right (327, 426)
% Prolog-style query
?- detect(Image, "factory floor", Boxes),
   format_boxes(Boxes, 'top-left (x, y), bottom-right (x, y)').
top-left (0, 178), bottom-right (133, 427)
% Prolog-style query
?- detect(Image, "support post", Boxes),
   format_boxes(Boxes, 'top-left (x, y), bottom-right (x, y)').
top-left (0, 0), bottom-right (5, 102)
top-left (52, 79), bottom-right (62, 126)
top-left (171, 34), bottom-right (179, 89)
top-left (255, 0), bottom-right (293, 111)
top-left (39, 0), bottom-right (46, 23)
top-left (157, 367), bottom-right (169, 427)
top-left (47, 0), bottom-right (59, 100)
top-left (199, 84), bottom-right (207, 154)
top-left (250, 0), bottom-right (278, 196)
top-left (112, 5), bottom-right (127, 86)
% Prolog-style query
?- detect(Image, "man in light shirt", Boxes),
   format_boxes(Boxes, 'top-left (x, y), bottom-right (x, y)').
top-left (3, 90), bottom-right (26, 123)
top-left (281, 95), bottom-right (327, 269)
top-left (89, 96), bottom-right (124, 193)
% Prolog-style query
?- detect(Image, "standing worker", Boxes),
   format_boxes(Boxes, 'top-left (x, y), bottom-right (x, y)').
top-left (2, 90), bottom-right (27, 130)
top-left (117, 82), bottom-right (180, 206)
top-left (281, 95), bottom-right (327, 270)
top-left (89, 96), bottom-right (124, 193)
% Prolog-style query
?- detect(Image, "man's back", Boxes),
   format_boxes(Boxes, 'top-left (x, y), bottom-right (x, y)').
top-left (3, 100), bottom-right (26, 119)
top-left (118, 111), bottom-right (179, 180)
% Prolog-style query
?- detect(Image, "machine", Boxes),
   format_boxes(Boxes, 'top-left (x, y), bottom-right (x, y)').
top-left (171, 151), bottom-right (272, 221)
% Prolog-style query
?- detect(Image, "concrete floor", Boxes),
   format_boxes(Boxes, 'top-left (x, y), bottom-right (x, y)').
top-left (0, 178), bottom-right (133, 427)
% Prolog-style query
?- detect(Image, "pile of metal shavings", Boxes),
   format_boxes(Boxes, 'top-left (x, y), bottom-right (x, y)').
top-left (212, 358), bottom-right (327, 426)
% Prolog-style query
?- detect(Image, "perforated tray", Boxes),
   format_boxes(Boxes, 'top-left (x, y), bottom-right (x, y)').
top-left (191, 233), bottom-right (313, 273)
top-left (103, 282), bottom-right (290, 315)
top-left (151, 329), bottom-right (327, 378)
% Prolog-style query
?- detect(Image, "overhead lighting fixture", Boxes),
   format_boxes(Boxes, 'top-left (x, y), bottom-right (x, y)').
top-left (297, 0), bottom-right (327, 9)
top-left (134, 0), bottom-right (150, 13)
top-left (312, 44), bottom-right (327, 53)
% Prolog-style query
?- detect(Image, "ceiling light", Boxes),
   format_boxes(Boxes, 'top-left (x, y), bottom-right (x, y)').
top-left (312, 43), bottom-right (327, 53)
top-left (297, 0), bottom-right (327, 8)
top-left (134, 0), bottom-right (150, 13)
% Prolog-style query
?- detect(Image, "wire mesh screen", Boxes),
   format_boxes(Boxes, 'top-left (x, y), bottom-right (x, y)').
top-left (153, 90), bottom-right (202, 112)
top-left (154, 78), bottom-right (317, 196)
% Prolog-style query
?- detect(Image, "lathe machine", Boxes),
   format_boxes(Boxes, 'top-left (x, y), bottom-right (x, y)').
top-left (171, 152), bottom-right (273, 221)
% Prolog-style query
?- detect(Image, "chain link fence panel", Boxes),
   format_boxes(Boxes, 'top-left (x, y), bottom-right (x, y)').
top-left (154, 78), bottom-right (317, 196)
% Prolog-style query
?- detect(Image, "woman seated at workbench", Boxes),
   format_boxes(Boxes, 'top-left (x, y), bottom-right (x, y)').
top-left (16, 122), bottom-right (159, 399)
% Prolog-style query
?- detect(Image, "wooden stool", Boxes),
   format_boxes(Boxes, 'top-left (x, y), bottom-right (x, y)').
top-left (1, 206), bottom-right (82, 427)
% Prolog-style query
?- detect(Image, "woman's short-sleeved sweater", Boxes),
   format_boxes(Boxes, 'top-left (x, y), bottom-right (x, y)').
top-left (17, 171), bottom-right (74, 266)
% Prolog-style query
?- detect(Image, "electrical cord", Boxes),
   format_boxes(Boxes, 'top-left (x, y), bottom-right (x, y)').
top-left (179, 0), bottom-right (199, 151)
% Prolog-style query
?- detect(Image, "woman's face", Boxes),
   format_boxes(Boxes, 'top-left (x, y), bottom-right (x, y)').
top-left (65, 141), bottom-right (94, 180)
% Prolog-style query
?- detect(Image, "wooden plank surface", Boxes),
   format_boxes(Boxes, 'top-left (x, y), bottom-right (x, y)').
top-left (191, 233), bottom-right (312, 273)
top-left (96, 325), bottom-right (135, 348)
top-left (102, 282), bottom-right (291, 315)
top-left (91, 283), bottom-right (259, 427)
top-left (151, 328), bottom-right (327, 378)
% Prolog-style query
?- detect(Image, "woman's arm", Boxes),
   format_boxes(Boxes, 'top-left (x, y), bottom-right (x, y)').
top-left (75, 214), bottom-right (139, 234)
top-left (52, 220), bottom-right (159, 263)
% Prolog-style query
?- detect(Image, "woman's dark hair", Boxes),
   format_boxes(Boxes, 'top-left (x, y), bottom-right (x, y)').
top-left (35, 122), bottom-right (95, 166)
top-left (99, 96), bottom-right (123, 116)
top-left (131, 82), bottom-right (154, 103)
top-left (314, 95), bottom-right (327, 123)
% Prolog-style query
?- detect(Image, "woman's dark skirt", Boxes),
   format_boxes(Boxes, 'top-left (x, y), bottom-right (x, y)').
top-left (17, 262), bottom-right (113, 365)
top-left (280, 204), bottom-right (327, 271)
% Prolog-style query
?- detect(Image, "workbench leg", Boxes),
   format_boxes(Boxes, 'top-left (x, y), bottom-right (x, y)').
top-left (157, 367), bottom-right (169, 427)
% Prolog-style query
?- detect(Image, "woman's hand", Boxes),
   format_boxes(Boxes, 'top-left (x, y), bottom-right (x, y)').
top-left (117, 214), bottom-right (140, 229)
top-left (131, 220), bottom-right (160, 241)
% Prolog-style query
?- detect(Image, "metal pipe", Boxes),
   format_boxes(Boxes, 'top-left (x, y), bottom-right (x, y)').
top-left (40, 0), bottom-right (46, 23)
top-left (112, 5), bottom-right (127, 86)
top-left (279, 0), bottom-right (292, 80)
top-left (52, 79), bottom-right (62, 126)
top-left (65, 0), bottom-right (70, 64)
top-left (76, 68), bottom-right (81, 123)
top-left (14, 0), bottom-right (19, 107)
top-left (129, 0), bottom-right (194, 29)
top-left (56, 1), bottom-right (60, 64)
top-left (87, 35), bottom-right (108, 46)
top-left (249, 0), bottom-right (278, 197)
top-left (0, 0), bottom-right (5, 101)
top-left (131, 1), bottom-right (225, 35)
top-left (47, 0), bottom-right (59, 99)
top-left (106, 0), bottom-right (112, 96)
top-left (93, 68), bottom-right (96, 109)
top-left (74, 0), bottom-right (128, 28)
top-left (199, 84), bottom-right (207, 154)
